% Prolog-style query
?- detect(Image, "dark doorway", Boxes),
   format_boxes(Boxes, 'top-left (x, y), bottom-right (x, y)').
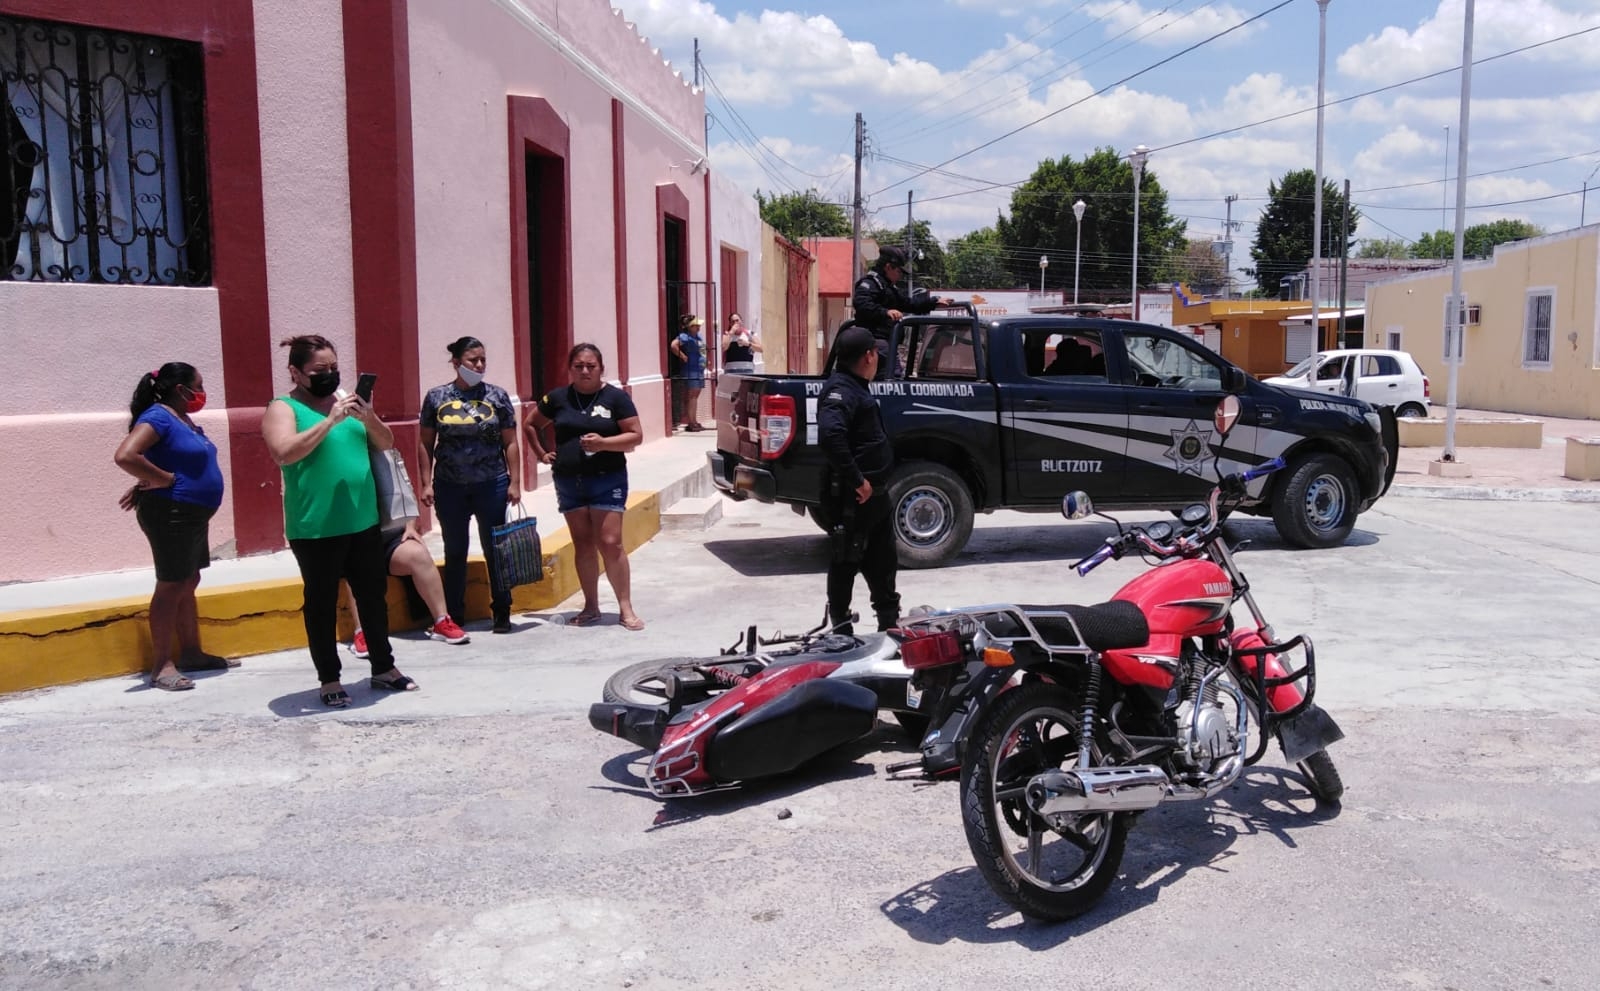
top-left (525, 150), bottom-right (566, 399)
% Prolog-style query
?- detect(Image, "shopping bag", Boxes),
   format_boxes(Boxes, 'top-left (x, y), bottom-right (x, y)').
top-left (492, 505), bottom-right (544, 588)
top-left (371, 449), bottom-right (420, 527)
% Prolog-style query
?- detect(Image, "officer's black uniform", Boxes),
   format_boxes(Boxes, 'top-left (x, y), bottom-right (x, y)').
top-left (851, 248), bottom-right (941, 380)
top-left (818, 328), bottom-right (899, 634)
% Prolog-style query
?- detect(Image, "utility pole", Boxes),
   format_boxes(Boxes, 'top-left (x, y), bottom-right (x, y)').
top-left (906, 191), bottom-right (914, 291)
top-left (850, 113), bottom-right (863, 304)
top-left (1442, 124), bottom-right (1450, 231)
top-left (1223, 193), bottom-right (1239, 299)
top-left (1440, 0), bottom-right (1476, 474)
top-left (1338, 178), bottom-right (1350, 348)
top-left (1312, 0), bottom-right (1331, 355)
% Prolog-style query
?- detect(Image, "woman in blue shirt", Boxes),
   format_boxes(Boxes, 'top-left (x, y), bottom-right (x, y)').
top-left (114, 362), bottom-right (233, 691)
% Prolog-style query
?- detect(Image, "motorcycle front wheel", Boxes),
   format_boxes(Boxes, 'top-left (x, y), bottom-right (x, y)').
top-left (959, 682), bottom-right (1130, 922)
top-left (1298, 749), bottom-right (1345, 804)
top-left (601, 658), bottom-right (755, 707)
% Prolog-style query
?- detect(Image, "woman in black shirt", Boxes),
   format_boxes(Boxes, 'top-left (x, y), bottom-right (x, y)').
top-left (524, 344), bottom-right (644, 630)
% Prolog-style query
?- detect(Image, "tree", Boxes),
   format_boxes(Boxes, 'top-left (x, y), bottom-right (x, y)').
top-left (1156, 238), bottom-right (1227, 295)
top-left (1410, 219), bottom-right (1542, 259)
top-left (994, 147), bottom-right (1187, 300)
top-left (1357, 237), bottom-right (1411, 259)
top-left (755, 189), bottom-right (850, 244)
top-left (945, 225), bottom-right (1012, 289)
top-left (866, 218), bottom-right (949, 287)
top-left (1247, 169), bottom-right (1360, 294)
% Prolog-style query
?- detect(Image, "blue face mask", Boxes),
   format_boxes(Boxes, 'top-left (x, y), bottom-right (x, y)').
top-left (457, 364), bottom-right (485, 388)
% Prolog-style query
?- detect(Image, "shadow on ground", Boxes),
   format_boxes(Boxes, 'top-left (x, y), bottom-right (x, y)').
top-left (880, 764), bottom-right (1341, 945)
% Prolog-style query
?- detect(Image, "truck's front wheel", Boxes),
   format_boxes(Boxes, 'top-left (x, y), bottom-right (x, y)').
top-left (1271, 452), bottom-right (1358, 548)
top-left (888, 462), bottom-right (974, 569)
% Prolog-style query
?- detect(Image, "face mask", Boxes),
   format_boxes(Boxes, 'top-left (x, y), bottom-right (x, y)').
top-left (180, 387), bottom-right (207, 414)
top-left (457, 364), bottom-right (485, 388)
top-left (304, 369), bottom-right (340, 397)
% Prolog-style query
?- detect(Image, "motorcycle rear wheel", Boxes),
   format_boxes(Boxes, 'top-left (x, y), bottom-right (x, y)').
top-left (960, 681), bottom-right (1130, 922)
top-left (601, 658), bottom-right (753, 707)
top-left (1297, 749), bottom-right (1345, 804)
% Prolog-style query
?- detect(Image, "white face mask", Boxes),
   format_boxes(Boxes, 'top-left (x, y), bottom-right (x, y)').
top-left (457, 364), bottom-right (485, 387)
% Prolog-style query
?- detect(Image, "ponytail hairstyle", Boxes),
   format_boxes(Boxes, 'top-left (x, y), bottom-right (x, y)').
top-left (446, 336), bottom-right (485, 361)
top-left (278, 334), bottom-right (336, 370)
top-left (129, 362), bottom-right (197, 430)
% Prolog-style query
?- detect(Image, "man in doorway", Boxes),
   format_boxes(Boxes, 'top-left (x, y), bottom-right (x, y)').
top-left (850, 245), bottom-right (951, 380)
top-left (817, 326), bottom-right (899, 634)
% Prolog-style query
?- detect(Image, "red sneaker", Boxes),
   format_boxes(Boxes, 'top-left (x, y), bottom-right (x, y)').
top-left (426, 617), bottom-right (470, 645)
top-left (349, 629), bottom-right (369, 659)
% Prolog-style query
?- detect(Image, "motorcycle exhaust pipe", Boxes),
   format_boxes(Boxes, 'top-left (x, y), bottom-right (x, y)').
top-left (1025, 765), bottom-right (1171, 817)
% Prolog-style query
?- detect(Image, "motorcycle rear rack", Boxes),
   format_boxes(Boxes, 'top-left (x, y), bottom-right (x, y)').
top-left (1230, 633), bottom-right (1317, 766)
top-left (646, 705), bottom-right (744, 798)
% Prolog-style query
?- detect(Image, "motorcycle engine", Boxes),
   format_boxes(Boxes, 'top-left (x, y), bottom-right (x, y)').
top-left (1174, 699), bottom-right (1236, 766)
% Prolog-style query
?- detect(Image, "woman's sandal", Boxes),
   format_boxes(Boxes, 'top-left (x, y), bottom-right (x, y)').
top-left (571, 610), bottom-right (601, 627)
top-left (370, 673), bottom-right (419, 692)
top-left (177, 651), bottom-right (241, 672)
top-left (620, 616), bottom-right (645, 632)
top-left (320, 688), bottom-right (350, 708)
top-left (150, 673), bottom-right (195, 692)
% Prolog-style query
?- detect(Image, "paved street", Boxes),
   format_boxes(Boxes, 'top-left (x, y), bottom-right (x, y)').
top-left (3, 494), bottom-right (1599, 990)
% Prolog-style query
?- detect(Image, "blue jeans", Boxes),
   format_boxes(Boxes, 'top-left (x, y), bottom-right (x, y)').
top-left (434, 475), bottom-right (510, 622)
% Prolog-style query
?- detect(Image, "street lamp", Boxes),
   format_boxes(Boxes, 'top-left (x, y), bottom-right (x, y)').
top-left (1039, 255), bottom-right (1049, 294)
top-left (1312, 0), bottom-right (1330, 353)
top-left (1129, 144), bottom-right (1149, 320)
top-left (1072, 199), bottom-right (1087, 306)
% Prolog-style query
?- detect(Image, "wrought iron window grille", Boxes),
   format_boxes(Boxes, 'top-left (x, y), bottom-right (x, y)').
top-left (0, 13), bottom-right (211, 286)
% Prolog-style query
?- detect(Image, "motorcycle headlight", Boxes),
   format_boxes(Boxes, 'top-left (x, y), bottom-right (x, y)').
top-left (1364, 411), bottom-right (1382, 433)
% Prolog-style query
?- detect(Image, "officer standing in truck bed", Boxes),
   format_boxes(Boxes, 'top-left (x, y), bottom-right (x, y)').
top-left (851, 245), bottom-right (950, 380)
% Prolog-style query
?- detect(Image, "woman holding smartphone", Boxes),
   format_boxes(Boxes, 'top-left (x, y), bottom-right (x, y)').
top-left (262, 334), bottom-right (418, 707)
top-left (419, 336), bottom-right (522, 633)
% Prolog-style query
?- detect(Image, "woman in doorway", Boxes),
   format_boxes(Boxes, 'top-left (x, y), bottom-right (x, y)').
top-left (523, 344), bottom-right (644, 630)
top-left (114, 362), bottom-right (233, 691)
top-left (418, 336), bottom-right (523, 633)
top-left (671, 315), bottom-right (707, 430)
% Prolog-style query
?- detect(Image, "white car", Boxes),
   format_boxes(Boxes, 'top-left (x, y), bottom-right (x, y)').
top-left (1265, 349), bottom-right (1431, 418)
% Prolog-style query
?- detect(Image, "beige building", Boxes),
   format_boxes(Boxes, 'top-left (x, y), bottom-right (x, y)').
top-left (1363, 227), bottom-right (1600, 419)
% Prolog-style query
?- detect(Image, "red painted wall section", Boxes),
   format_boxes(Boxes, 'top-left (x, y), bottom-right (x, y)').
top-left (3, 0), bottom-right (279, 553)
top-left (342, 0), bottom-right (422, 524)
top-left (611, 99), bottom-right (630, 388)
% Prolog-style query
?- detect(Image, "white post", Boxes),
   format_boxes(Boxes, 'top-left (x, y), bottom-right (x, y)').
top-left (1039, 255), bottom-right (1049, 295)
top-left (1130, 145), bottom-right (1149, 320)
top-left (1312, 0), bottom-right (1330, 356)
top-left (1072, 199), bottom-right (1087, 306)
top-left (1439, 0), bottom-right (1475, 474)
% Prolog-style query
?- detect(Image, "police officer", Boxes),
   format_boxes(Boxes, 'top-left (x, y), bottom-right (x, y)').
top-left (818, 326), bottom-right (899, 635)
top-left (850, 245), bottom-right (951, 380)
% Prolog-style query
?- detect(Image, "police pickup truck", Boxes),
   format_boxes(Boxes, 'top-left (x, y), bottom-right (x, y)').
top-left (709, 308), bottom-right (1398, 568)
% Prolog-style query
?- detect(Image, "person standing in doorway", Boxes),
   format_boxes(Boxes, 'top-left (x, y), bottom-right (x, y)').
top-left (418, 336), bottom-right (523, 634)
top-left (721, 312), bottom-right (762, 374)
top-left (817, 326), bottom-right (899, 634)
top-left (671, 314), bottom-right (707, 430)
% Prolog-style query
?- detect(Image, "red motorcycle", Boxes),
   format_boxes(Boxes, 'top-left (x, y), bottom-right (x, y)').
top-left (894, 395), bottom-right (1344, 921)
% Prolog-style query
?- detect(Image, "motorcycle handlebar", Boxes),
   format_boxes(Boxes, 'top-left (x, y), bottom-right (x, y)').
top-left (1073, 540), bottom-right (1119, 577)
top-left (1239, 456), bottom-right (1286, 484)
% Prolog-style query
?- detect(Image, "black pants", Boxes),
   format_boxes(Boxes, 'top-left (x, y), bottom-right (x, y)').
top-left (290, 526), bottom-right (395, 684)
top-left (826, 492), bottom-right (900, 632)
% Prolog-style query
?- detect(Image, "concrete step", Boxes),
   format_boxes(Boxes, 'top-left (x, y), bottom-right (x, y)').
top-left (659, 495), bottom-right (723, 531)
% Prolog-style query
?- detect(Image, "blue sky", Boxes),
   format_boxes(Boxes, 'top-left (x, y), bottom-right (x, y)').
top-left (614, 0), bottom-right (1600, 264)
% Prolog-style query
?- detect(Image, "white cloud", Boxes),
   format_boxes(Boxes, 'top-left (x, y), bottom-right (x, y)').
top-left (1337, 0), bottom-right (1600, 83)
top-left (1082, 1), bottom-right (1267, 46)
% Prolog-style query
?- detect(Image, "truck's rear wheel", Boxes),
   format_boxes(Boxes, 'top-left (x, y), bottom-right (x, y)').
top-left (1271, 453), bottom-right (1357, 549)
top-left (887, 462), bottom-right (974, 569)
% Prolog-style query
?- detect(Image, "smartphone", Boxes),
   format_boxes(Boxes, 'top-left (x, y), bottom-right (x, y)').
top-left (354, 372), bottom-right (378, 403)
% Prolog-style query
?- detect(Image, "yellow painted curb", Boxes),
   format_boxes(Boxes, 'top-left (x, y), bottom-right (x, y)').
top-left (0, 490), bottom-right (663, 695)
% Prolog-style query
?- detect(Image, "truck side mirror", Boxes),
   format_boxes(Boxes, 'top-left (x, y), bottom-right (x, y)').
top-left (1219, 365), bottom-right (1246, 394)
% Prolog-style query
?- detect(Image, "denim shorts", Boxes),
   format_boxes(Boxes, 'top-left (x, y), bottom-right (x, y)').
top-left (554, 469), bottom-right (629, 514)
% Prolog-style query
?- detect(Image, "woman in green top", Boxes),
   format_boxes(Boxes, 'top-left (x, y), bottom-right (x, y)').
top-left (261, 334), bottom-right (418, 707)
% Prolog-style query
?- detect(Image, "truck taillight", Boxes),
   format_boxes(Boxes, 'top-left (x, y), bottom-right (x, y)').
top-left (900, 629), bottom-right (964, 670)
top-left (759, 394), bottom-right (795, 460)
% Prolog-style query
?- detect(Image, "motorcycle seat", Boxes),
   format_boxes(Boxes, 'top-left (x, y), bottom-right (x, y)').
top-left (1021, 601), bottom-right (1150, 652)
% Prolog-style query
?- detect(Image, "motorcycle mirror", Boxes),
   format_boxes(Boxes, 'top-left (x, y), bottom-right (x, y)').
top-left (1062, 491), bottom-right (1094, 520)
top-left (1214, 394), bottom-right (1242, 437)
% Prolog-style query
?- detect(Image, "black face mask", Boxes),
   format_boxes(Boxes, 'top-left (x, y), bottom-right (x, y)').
top-left (304, 369), bottom-right (340, 397)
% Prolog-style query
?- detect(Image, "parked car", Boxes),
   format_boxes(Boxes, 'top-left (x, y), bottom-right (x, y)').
top-left (1265, 349), bottom-right (1431, 418)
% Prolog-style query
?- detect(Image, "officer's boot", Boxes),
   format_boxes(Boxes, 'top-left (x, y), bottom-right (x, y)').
top-left (873, 593), bottom-right (902, 632)
top-left (828, 602), bottom-right (854, 637)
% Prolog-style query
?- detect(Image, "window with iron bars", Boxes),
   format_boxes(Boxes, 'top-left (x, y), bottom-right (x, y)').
top-left (0, 13), bottom-right (211, 285)
top-left (1522, 289), bottom-right (1553, 369)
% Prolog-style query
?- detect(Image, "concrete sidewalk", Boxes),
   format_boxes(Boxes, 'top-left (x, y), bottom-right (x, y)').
top-left (0, 432), bottom-right (721, 693)
top-left (1389, 407), bottom-right (1600, 502)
